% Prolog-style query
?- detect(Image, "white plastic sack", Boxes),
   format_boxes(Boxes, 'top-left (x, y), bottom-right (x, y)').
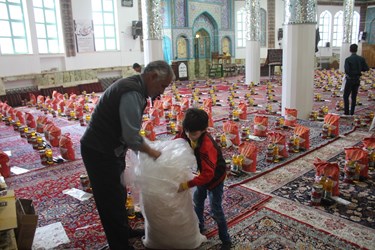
top-left (340, 75), bottom-right (346, 92)
top-left (122, 150), bottom-right (141, 205)
top-left (136, 139), bottom-right (206, 249)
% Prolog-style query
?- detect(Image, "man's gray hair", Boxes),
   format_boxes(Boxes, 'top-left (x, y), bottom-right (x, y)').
top-left (144, 60), bottom-right (175, 81)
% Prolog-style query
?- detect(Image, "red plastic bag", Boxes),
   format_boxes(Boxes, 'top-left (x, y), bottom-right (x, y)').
top-left (204, 108), bottom-right (214, 128)
top-left (324, 113), bottom-right (340, 137)
top-left (142, 121), bottom-right (156, 141)
top-left (223, 120), bottom-right (240, 146)
top-left (162, 95), bottom-right (172, 110)
top-left (176, 112), bottom-right (184, 133)
top-left (294, 125), bottom-right (310, 150)
top-left (0, 151), bottom-right (10, 178)
top-left (268, 132), bottom-right (288, 158)
top-left (49, 125), bottom-right (61, 147)
top-left (36, 116), bottom-right (48, 133)
top-left (25, 112), bottom-right (36, 129)
top-left (203, 98), bottom-right (212, 113)
top-left (149, 108), bottom-right (160, 126)
top-left (362, 136), bottom-right (375, 168)
top-left (239, 142), bottom-right (257, 172)
top-left (59, 133), bottom-right (75, 160)
top-left (29, 93), bottom-right (36, 105)
top-left (181, 98), bottom-right (190, 111)
top-left (345, 147), bottom-right (369, 178)
top-left (37, 95), bottom-right (45, 104)
top-left (254, 116), bottom-right (268, 137)
top-left (314, 158), bottom-right (340, 196)
top-left (153, 99), bottom-right (164, 118)
top-left (238, 101), bottom-right (247, 120)
top-left (15, 110), bottom-right (25, 125)
top-left (284, 108), bottom-right (298, 127)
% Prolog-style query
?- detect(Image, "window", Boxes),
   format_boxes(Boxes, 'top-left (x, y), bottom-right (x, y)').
top-left (318, 10), bottom-right (331, 47)
top-left (236, 8), bottom-right (246, 47)
top-left (332, 11), bottom-right (343, 47)
top-left (0, 0), bottom-right (31, 54)
top-left (236, 7), bottom-right (266, 48)
top-left (332, 11), bottom-right (360, 47)
top-left (351, 11), bottom-right (360, 44)
top-left (91, 0), bottom-right (118, 51)
top-left (260, 8), bottom-right (266, 47)
top-left (33, 0), bottom-right (64, 54)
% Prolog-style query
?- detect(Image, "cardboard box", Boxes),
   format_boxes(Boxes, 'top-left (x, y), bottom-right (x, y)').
top-left (15, 199), bottom-right (38, 250)
top-left (0, 229), bottom-right (18, 250)
top-left (0, 189), bottom-right (17, 231)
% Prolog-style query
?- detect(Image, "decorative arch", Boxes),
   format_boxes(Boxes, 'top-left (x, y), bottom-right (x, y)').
top-left (221, 36), bottom-right (231, 55)
top-left (318, 10), bottom-right (332, 47)
top-left (176, 35), bottom-right (189, 59)
top-left (194, 29), bottom-right (210, 59)
top-left (192, 11), bottom-right (219, 58)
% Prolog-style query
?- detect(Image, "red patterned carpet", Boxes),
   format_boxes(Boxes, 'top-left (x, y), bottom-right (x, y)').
top-left (5, 161), bottom-right (271, 249)
top-left (1, 69), bottom-right (374, 249)
top-left (199, 207), bottom-right (362, 249)
top-left (272, 141), bottom-right (375, 229)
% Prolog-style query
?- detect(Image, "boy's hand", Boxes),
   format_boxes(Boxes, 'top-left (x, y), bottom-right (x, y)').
top-left (177, 182), bottom-right (189, 193)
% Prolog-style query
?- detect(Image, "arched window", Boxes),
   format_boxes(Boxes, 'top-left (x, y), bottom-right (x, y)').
top-left (332, 11), bottom-right (343, 47)
top-left (260, 8), bottom-right (266, 47)
top-left (236, 7), bottom-right (266, 48)
top-left (332, 11), bottom-right (360, 47)
top-left (236, 8), bottom-right (246, 47)
top-left (318, 10), bottom-right (332, 47)
top-left (351, 11), bottom-right (360, 44)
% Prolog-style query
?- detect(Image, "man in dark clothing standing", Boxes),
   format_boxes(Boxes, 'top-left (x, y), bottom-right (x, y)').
top-left (132, 63), bottom-right (142, 73)
top-left (343, 43), bottom-right (369, 116)
top-left (80, 60), bottom-right (175, 250)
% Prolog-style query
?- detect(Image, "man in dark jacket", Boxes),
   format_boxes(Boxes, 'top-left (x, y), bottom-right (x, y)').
top-left (81, 60), bottom-right (175, 249)
top-left (343, 44), bottom-right (369, 116)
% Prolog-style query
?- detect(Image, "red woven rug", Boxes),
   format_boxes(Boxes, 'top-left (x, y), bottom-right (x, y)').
top-left (6, 160), bottom-right (271, 249)
top-left (272, 141), bottom-right (375, 229)
top-left (199, 206), bottom-right (362, 249)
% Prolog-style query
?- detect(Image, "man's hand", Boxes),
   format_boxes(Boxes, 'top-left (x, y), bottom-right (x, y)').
top-left (177, 182), bottom-right (189, 193)
top-left (148, 148), bottom-right (161, 160)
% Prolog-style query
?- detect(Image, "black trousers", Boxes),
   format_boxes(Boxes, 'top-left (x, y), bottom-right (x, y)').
top-left (343, 78), bottom-right (360, 115)
top-left (81, 144), bottom-right (129, 250)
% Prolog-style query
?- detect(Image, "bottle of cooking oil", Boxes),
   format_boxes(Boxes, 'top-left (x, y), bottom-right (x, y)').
top-left (324, 176), bottom-right (334, 199)
top-left (126, 191), bottom-right (136, 219)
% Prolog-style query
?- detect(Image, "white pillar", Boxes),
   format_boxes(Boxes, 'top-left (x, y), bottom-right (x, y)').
top-left (245, 0), bottom-right (261, 85)
top-left (141, 0), bottom-right (163, 65)
top-left (282, 0), bottom-right (317, 119)
top-left (340, 43), bottom-right (351, 72)
top-left (245, 41), bottom-right (260, 84)
top-left (339, 0), bottom-right (354, 72)
top-left (144, 40), bottom-right (163, 65)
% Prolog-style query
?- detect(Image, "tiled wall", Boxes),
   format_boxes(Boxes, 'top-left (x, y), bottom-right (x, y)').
top-left (0, 66), bottom-right (136, 95)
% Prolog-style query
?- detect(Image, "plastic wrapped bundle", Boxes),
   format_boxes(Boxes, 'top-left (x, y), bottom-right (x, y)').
top-left (136, 139), bottom-right (206, 249)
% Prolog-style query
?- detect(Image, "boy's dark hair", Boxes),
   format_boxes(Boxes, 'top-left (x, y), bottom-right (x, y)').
top-left (183, 108), bottom-right (208, 132)
top-left (133, 63), bottom-right (141, 69)
top-left (350, 44), bottom-right (358, 53)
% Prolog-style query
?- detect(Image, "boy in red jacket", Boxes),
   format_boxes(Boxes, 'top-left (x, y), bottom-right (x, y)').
top-left (176, 108), bottom-right (232, 249)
